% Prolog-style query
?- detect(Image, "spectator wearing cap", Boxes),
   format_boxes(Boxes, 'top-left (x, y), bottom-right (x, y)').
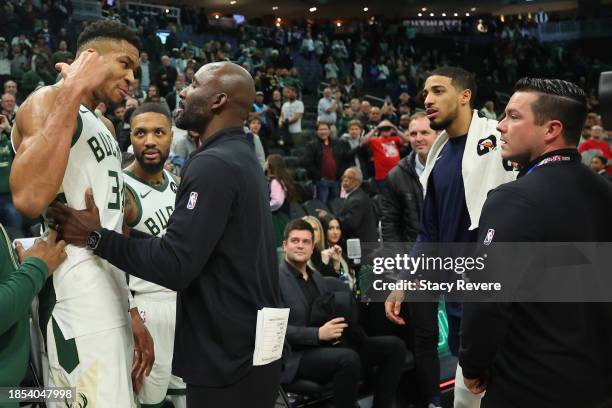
top-left (251, 91), bottom-right (271, 140)
top-left (337, 103), bottom-right (357, 137)
top-left (279, 85), bottom-right (304, 147)
top-left (360, 120), bottom-right (406, 193)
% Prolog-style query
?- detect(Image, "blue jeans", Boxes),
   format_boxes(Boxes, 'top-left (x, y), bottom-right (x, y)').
top-left (0, 194), bottom-right (22, 229)
top-left (317, 179), bottom-right (339, 205)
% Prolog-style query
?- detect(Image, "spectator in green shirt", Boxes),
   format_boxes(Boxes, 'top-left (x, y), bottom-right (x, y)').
top-left (0, 227), bottom-right (66, 397)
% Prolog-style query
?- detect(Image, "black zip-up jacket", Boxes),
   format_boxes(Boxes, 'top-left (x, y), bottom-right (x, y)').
top-left (381, 152), bottom-right (424, 242)
top-left (302, 137), bottom-right (347, 181)
top-left (94, 127), bottom-right (281, 387)
top-left (460, 149), bottom-right (612, 408)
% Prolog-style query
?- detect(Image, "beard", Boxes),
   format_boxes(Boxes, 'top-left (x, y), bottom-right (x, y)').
top-left (135, 148), bottom-right (168, 174)
top-left (429, 115), bottom-right (454, 131)
top-left (174, 100), bottom-right (210, 133)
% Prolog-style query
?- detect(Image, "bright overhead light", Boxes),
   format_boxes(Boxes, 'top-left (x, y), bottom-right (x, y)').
top-left (276, 22), bottom-right (281, 27)
top-left (465, 12), bottom-right (470, 16)
top-left (272, 6), bottom-right (278, 10)
top-left (309, 6), bottom-right (317, 12)
top-left (418, 12), bottom-right (422, 17)
top-left (230, 0), bottom-right (236, 4)
top-left (363, 7), bottom-right (368, 11)
top-left (215, 14), bottom-right (220, 19)
top-left (453, 12), bottom-right (458, 16)
top-left (336, 21), bottom-right (342, 27)
top-left (470, 7), bottom-right (476, 11)
top-left (442, 12), bottom-right (446, 16)
top-left (422, 7), bottom-right (427, 11)
top-left (429, 12), bottom-right (434, 16)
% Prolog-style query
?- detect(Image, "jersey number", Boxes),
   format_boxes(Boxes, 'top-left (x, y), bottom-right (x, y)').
top-left (108, 170), bottom-right (122, 210)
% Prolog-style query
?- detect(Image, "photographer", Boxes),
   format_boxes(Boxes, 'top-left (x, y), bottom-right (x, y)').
top-left (360, 119), bottom-right (407, 193)
top-left (0, 228), bottom-right (66, 391)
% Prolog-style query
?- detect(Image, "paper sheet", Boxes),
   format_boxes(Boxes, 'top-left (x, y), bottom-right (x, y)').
top-left (253, 307), bottom-right (289, 366)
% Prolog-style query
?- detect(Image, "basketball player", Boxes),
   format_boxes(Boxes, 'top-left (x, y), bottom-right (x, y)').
top-left (9, 20), bottom-right (153, 407)
top-left (123, 103), bottom-right (186, 408)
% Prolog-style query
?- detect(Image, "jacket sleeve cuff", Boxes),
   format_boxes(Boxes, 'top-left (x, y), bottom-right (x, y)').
top-left (21, 257), bottom-right (49, 292)
top-left (458, 360), bottom-right (483, 380)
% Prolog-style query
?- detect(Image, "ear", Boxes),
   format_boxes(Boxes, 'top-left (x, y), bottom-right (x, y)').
top-left (210, 93), bottom-right (228, 111)
top-left (460, 89), bottom-right (472, 107)
top-left (544, 119), bottom-right (564, 144)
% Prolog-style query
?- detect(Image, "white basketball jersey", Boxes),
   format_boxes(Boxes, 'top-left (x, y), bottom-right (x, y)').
top-left (124, 169), bottom-right (178, 295)
top-left (43, 105), bottom-right (130, 339)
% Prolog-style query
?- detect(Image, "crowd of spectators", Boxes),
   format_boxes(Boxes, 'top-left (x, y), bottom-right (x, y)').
top-left (1, 1), bottom-right (610, 237)
top-left (1, 4), bottom-right (612, 406)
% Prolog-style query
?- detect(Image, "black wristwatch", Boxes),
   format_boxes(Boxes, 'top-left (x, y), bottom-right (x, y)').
top-left (86, 229), bottom-right (103, 251)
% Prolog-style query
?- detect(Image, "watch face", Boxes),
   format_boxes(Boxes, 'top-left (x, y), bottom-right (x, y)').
top-left (87, 232), bottom-right (100, 249)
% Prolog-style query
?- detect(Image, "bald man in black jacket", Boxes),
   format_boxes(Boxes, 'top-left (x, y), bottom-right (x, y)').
top-left (50, 62), bottom-right (282, 408)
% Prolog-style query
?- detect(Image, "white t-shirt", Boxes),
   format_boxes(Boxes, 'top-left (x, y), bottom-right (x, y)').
top-left (353, 62), bottom-right (363, 80)
top-left (282, 100), bottom-right (304, 134)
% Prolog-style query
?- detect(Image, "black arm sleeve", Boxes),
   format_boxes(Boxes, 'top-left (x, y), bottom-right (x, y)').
top-left (459, 186), bottom-right (542, 379)
top-left (129, 229), bottom-right (153, 239)
top-left (95, 154), bottom-right (236, 291)
top-left (380, 175), bottom-right (404, 242)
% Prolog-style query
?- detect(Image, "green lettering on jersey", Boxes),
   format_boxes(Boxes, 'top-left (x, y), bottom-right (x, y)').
top-left (87, 131), bottom-right (121, 163)
top-left (87, 137), bottom-right (105, 162)
top-left (107, 170), bottom-right (123, 210)
top-left (144, 218), bottom-right (161, 236)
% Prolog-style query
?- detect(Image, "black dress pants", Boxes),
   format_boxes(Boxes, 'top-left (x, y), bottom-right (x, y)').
top-left (407, 301), bottom-right (441, 405)
top-left (295, 336), bottom-right (407, 408)
top-left (186, 360), bottom-right (281, 408)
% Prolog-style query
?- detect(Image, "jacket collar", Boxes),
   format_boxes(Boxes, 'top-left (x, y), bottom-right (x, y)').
top-left (197, 126), bottom-right (246, 152)
top-left (518, 148), bottom-right (581, 178)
